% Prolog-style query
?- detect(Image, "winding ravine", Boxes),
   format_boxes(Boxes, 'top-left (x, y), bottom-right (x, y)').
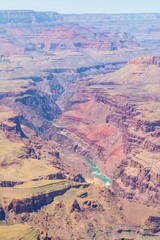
top-left (85, 157), bottom-right (111, 187)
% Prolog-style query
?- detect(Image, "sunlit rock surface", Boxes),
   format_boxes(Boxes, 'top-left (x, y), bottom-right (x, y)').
top-left (1, 10), bottom-right (160, 239)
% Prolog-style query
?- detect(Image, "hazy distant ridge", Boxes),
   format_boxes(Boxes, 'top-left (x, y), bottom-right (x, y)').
top-left (0, 10), bottom-right (62, 24)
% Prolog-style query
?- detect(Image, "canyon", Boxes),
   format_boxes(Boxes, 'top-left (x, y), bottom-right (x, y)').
top-left (0, 10), bottom-right (160, 240)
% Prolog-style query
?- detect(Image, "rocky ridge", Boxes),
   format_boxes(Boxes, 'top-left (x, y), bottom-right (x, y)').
top-left (0, 10), bottom-right (62, 24)
top-left (129, 56), bottom-right (160, 66)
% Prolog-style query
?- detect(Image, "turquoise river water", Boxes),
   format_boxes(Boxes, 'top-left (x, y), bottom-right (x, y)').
top-left (85, 157), bottom-right (111, 187)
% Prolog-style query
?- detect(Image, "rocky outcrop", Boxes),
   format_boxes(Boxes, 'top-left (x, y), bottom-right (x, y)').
top-left (38, 231), bottom-right (51, 240)
top-left (10, 75), bottom-right (64, 132)
top-left (15, 91), bottom-right (61, 122)
top-left (136, 119), bottom-right (160, 134)
top-left (129, 56), bottom-right (160, 66)
top-left (46, 74), bottom-right (64, 101)
top-left (70, 199), bottom-right (81, 212)
top-left (140, 216), bottom-right (160, 238)
top-left (18, 144), bottom-right (38, 159)
top-left (0, 10), bottom-right (62, 24)
top-left (0, 115), bottom-right (27, 138)
top-left (9, 116), bottom-right (27, 138)
top-left (6, 182), bottom-right (82, 214)
top-left (35, 172), bottom-right (66, 181)
top-left (0, 203), bottom-right (5, 220)
top-left (0, 181), bottom-right (23, 187)
top-left (72, 174), bottom-right (85, 183)
top-left (24, 42), bottom-right (36, 52)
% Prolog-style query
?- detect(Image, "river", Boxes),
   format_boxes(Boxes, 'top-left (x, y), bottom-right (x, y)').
top-left (85, 157), bottom-right (111, 187)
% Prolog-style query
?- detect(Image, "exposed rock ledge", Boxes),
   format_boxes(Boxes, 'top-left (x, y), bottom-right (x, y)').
top-left (0, 181), bottom-right (23, 187)
top-left (129, 56), bottom-right (160, 66)
top-left (1, 180), bottom-right (85, 214)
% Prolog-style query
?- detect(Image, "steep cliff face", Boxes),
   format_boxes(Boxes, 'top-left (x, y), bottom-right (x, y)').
top-left (1, 181), bottom-right (126, 239)
top-left (4, 181), bottom-right (82, 214)
top-left (50, 56), bottom-right (160, 206)
top-left (0, 203), bottom-right (5, 220)
top-left (0, 10), bottom-right (62, 24)
top-left (129, 56), bottom-right (160, 66)
top-left (16, 90), bottom-right (61, 121)
top-left (0, 74), bottom-right (64, 133)
top-left (0, 115), bottom-right (27, 138)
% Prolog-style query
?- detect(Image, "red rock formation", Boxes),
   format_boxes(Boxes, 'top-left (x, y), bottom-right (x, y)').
top-left (0, 11), bottom-right (138, 56)
top-left (129, 56), bottom-right (160, 66)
